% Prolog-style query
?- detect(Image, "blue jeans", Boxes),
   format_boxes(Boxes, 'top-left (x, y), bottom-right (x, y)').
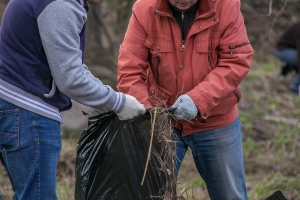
top-left (174, 117), bottom-right (247, 200)
top-left (274, 48), bottom-right (298, 67)
top-left (289, 74), bottom-right (300, 93)
top-left (0, 98), bottom-right (61, 200)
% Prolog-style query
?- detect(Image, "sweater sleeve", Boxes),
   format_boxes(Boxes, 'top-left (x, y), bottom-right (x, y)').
top-left (37, 0), bottom-right (124, 112)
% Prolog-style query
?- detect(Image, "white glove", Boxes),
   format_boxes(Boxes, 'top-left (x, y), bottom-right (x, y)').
top-left (115, 94), bottom-right (146, 120)
top-left (168, 94), bottom-right (198, 120)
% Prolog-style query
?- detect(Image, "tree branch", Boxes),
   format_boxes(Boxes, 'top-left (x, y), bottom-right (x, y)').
top-left (268, 0), bottom-right (273, 16)
top-left (268, 0), bottom-right (288, 44)
top-left (92, 9), bottom-right (115, 56)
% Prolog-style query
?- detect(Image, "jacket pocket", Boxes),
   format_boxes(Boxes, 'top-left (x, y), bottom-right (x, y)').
top-left (195, 40), bottom-right (219, 70)
top-left (210, 89), bottom-right (242, 116)
top-left (0, 109), bottom-right (20, 150)
top-left (144, 37), bottom-right (173, 85)
top-left (43, 79), bottom-right (57, 98)
top-left (146, 67), bottom-right (171, 106)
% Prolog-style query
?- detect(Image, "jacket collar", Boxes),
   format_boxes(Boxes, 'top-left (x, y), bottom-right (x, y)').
top-left (156, 0), bottom-right (215, 18)
top-left (169, 1), bottom-right (198, 19)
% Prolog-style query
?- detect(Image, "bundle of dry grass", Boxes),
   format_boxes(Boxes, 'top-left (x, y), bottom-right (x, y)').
top-left (144, 106), bottom-right (189, 200)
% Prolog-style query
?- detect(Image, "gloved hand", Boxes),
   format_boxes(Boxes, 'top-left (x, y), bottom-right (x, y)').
top-left (115, 94), bottom-right (146, 120)
top-left (168, 94), bottom-right (198, 120)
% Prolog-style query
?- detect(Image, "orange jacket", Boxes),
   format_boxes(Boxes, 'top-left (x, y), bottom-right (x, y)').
top-left (117, 0), bottom-right (254, 136)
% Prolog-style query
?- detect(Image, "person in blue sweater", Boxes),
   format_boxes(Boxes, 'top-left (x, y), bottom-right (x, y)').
top-left (0, 0), bottom-right (146, 199)
top-left (274, 21), bottom-right (300, 95)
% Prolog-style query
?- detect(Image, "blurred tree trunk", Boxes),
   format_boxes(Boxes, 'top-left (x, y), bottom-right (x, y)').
top-left (84, 4), bottom-right (116, 70)
top-left (84, 0), bottom-right (135, 85)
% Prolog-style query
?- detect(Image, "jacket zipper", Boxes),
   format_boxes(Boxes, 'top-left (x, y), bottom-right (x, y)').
top-left (181, 40), bottom-right (185, 51)
top-left (181, 11), bottom-right (185, 51)
top-left (233, 90), bottom-right (241, 102)
top-left (156, 10), bottom-right (207, 52)
top-left (229, 42), bottom-right (250, 54)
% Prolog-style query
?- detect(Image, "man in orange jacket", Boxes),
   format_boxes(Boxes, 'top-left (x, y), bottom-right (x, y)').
top-left (117, 0), bottom-right (253, 199)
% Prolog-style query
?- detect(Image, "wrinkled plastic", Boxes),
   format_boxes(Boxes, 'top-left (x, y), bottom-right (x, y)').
top-left (75, 111), bottom-right (176, 200)
top-left (265, 190), bottom-right (289, 200)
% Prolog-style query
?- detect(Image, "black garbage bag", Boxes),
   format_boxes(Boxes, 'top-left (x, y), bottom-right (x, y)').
top-left (75, 111), bottom-right (176, 200)
top-left (265, 190), bottom-right (289, 200)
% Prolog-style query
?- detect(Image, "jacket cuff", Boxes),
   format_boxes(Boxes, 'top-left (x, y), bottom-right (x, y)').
top-left (186, 91), bottom-right (210, 119)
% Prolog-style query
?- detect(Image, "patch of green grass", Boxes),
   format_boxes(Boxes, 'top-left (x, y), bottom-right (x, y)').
top-left (259, 62), bottom-right (276, 74)
top-left (243, 138), bottom-right (257, 151)
top-left (56, 182), bottom-right (75, 200)
top-left (256, 185), bottom-right (270, 197)
top-left (292, 97), bottom-right (300, 103)
top-left (248, 106), bottom-right (264, 117)
top-left (240, 116), bottom-right (249, 124)
top-left (190, 178), bottom-right (206, 188)
top-left (274, 132), bottom-right (286, 148)
top-left (251, 53), bottom-right (280, 75)
top-left (247, 173), bottom-right (300, 199)
top-left (247, 73), bottom-right (261, 81)
top-left (289, 125), bottom-right (300, 135)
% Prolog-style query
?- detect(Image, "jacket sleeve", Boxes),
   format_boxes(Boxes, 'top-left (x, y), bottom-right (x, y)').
top-left (117, 4), bottom-right (152, 108)
top-left (187, 0), bottom-right (254, 119)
